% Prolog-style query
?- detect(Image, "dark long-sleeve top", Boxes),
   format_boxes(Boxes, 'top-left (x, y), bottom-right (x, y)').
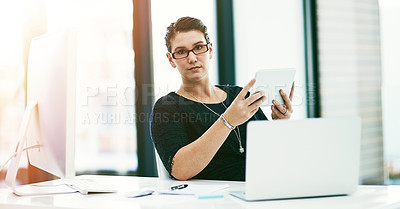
top-left (150, 85), bottom-right (267, 181)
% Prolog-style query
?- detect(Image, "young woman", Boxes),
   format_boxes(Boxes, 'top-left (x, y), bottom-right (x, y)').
top-left (150, 17), bottom-right (294, 181)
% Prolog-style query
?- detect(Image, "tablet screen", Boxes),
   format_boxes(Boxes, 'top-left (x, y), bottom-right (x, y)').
top-left (250, 68), bottom-right (296, 106)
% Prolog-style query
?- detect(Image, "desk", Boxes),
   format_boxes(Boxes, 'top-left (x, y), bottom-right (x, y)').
top-left (1, 175), bottom-right (400, 209)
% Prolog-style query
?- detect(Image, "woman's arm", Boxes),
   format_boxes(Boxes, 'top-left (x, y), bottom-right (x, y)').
top-left (171, 117), bottom-right (233, 180)
top-left (171, 79), bottom-right (265, 180)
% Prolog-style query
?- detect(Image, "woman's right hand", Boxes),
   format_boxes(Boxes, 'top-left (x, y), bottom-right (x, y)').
top-left (223, 78), bottom-right (265, 127)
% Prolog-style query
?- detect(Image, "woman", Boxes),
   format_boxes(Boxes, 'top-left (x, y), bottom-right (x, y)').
top-left (150, 16), bottom-right (294, 181)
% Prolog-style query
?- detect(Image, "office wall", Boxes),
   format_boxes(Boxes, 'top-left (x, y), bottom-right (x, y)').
top-left (233, 0), bottom-right (307, 120)
top-left (317, 0), bottom-right (384, 184)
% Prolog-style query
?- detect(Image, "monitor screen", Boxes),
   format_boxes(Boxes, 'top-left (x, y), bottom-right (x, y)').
top-left (5, 31), bottom-right (76, 189)
top-left (25, 31), bottom-right (76, 179)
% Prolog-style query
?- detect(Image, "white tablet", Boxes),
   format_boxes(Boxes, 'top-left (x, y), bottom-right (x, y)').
top-left (250, 68), bottom-right (296, 106)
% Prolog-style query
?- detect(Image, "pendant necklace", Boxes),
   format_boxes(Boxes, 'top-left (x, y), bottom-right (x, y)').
top-left (181, 85), bottom-right (245, 153)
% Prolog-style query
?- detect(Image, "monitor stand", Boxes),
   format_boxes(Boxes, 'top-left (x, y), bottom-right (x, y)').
top-left (4, 101), bottom-right (75, 196)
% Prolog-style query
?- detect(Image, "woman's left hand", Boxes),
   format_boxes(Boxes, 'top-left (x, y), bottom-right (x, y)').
top-left (271, 82), bottom-right (295, 120)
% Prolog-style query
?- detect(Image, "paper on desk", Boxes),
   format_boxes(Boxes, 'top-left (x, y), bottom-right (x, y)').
top-left (158, 184), bottom-right (229, 195)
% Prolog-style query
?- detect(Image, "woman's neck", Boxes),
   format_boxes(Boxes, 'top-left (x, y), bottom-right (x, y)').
top-left (178, 80), bottom-right (226, 104)
top-left (181, 80), bottom-right (211, 96)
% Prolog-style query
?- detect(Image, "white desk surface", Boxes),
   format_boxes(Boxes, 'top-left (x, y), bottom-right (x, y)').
top-left (1, 175), bottom-right (400, 209)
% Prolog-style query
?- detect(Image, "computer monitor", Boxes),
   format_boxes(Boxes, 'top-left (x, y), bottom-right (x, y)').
top-left (5, 31), bottom-right (76, 194)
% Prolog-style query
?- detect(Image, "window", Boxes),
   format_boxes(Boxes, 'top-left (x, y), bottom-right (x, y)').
top-left (54, 1), bottom-right (137, 174)
top-left (0, 1), bottom-right (26, 185)
top-left (0, 0), bottom-right (137, 179)
top-left (317, 0), bottom-right (384, 184)
top-left (379, 0), bottom-right (400, 184)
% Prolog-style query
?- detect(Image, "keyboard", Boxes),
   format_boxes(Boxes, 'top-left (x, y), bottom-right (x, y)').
top-left (63, 178), bottom-right (117, 195)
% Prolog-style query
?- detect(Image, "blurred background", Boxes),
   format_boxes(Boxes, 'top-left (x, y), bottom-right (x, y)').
top-left (0, 0), bottom-right (399, 186)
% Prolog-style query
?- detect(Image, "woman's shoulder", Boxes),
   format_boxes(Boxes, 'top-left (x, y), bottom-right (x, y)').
top-left (153, 91), bottom-right (197, 113)
top-left (153, 92), bottom-right (180, 108)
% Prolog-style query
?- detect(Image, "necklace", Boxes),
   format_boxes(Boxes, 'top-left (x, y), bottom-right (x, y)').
top-left (181, 85), bottom-right (244, 153)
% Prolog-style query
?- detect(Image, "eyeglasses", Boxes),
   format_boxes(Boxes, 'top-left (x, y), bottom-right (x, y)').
top-left (171, 43), bottom-right (209, 59)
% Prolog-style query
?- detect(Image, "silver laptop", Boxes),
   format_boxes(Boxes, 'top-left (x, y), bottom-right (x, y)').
top-left (231, 117), bottom-right (361, 201)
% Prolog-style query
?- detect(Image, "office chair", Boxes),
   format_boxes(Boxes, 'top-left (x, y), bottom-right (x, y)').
top-left (154, 148), bottom-right (170, 179)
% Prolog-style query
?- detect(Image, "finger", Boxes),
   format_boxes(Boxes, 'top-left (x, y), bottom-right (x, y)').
top-left (238, 78), bottom-right (256, 99)
top-left (271, 105), bottom-right (287, 119)
top-left (271, 105), bottom-right (284, 119)
top-left (246, 91), bottom-right (264, 106)
top-left (272, 99), bottom-right (287, 114)
top-left (280, 89), bottom-right (292, 111)
top-left (289, 81), bottom-right (295, 101)
top-left (271, 111), bottom-right (278, 120)
top-left (248, 94), bottom-right (265, 110)
top-left (250, 106), bottom-right (259, 115)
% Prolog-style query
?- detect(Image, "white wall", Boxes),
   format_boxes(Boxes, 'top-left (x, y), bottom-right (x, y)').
top-left (233, 0), bottom-right (307, 120)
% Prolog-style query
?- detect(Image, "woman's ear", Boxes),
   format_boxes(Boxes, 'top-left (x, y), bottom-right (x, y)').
top-left (166, 53), bottom-right (176, 68)
top-left (208, 42), bottom-right (213, 59)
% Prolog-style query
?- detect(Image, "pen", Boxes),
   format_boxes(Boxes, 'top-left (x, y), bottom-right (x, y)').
top-left (170, 184), bottom-right (188, 190)
top-left (126, 190), bottom-right (154, 198)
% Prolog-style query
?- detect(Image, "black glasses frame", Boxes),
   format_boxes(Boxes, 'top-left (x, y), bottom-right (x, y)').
top-left (171, 43), bottom-right (210, 59)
